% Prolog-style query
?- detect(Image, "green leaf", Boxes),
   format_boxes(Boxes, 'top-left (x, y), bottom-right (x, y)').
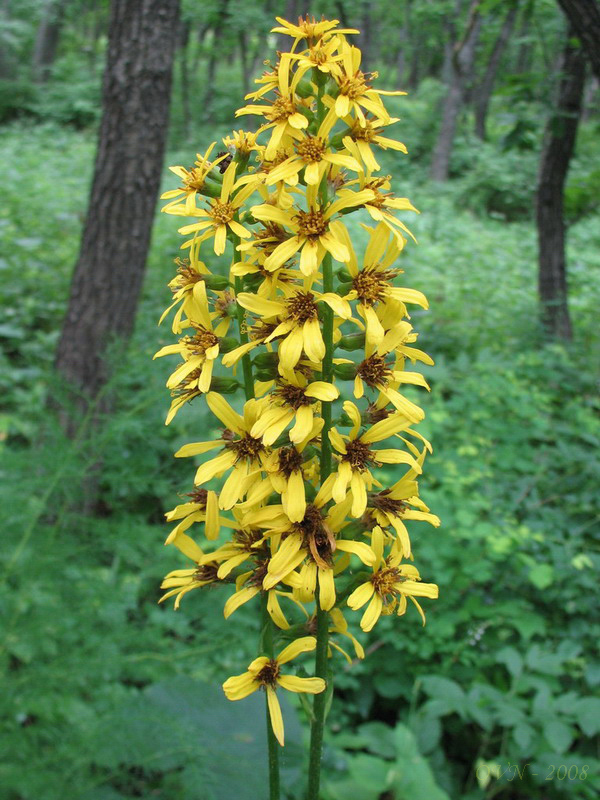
top-left (575, 697), bottom-right (600, 736)
top-left (496, 646), bottom-right (523, 678)
top-left (528, 563), bottom-right (554, 589)
top-left (543, 720), bottom-right (574, 753)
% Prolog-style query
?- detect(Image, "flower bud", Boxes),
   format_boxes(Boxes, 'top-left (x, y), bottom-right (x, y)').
top-left (219, 337), bottom-right (239, 354)
top-left (334, 363), bottom-right (358, 380)
top-left (295, 78), bottom-right (315, 98)
top-left (338, 333), bottom-right (366, 351)
top-left (204, 274), bottom-right (230, 290)
top-left (253, 352), bottom-right (279, 368)
top-left (209, 377), bottom-right (240, 394)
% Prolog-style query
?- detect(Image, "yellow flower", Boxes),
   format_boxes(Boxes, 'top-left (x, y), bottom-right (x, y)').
top-left (332, 221), bottom-right (429, 346)
top-left (263, 439), bottom-right (320, 523)
top-left (159, 532), bottom-right (222, 609)
top-left (367, 473), bottom-right (440, 559)
top-left (175, 162), bottom-right (255, 255)
top-left (347, 527), bottom-right (438, 630)
top-left (326, 607), bottom-right (364, 662)
top-left (153, 283), bottom-right (221, 394)
top-left (270, 15), bottom-right (359, 47)
top-left (236, 55), bottom-right (310, 160)
top-left (264, 108), bottom-right (360, 187)
top-left (161, 143), bottom-right (228, 213)
top-left (236, 288), bottom-right (351, 371)
top-left (174, 393), bottom-right (270, 509)
top-left (250, 185), bottom-right (374, 275)
top-left (340, 117), bottom-right (408, 172)
top-left (329, 401), bottom-right (422, 517)
top-left (247, 496), bottom-right (375, 610)
top-left (164, 488), bottom-right (222, 543)
top-left (338, 173), bottom-right (418, 245)
top-left (158, 254), bottom-right (210, 335)
top-left (250, 371), bottom-right (338, 446)
top-left (330, 43), bottom-right (405, 125)
top-left (287, 35), bottom-right (345, 83)
top-left (222, 636), bottom-right (326, 746)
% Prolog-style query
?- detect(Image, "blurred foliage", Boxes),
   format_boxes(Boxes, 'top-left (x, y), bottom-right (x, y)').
top-left (1, 0), bottom-right (600, 797)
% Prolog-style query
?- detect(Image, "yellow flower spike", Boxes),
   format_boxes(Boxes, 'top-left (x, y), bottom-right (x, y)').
top-left (157, 14), bottom-right (440, 782)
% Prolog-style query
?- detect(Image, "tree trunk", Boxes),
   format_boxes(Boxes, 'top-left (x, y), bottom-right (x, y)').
top-left (536, 29), bottom-right (585, 340)
top-left (430, 0), bottom-right (482, 181)
top-left (204, 0), bottom-right (230, 123)
top-left (54, 0), bottom-right (180, 433)
top-left (32, 0), bottom-right (70, 82)
top-left (515, 0), bottom-right (534, 74)
top-left (557, 0), bottom-right (600, 81)
top-left (474, 3), bottom-right (518, 139)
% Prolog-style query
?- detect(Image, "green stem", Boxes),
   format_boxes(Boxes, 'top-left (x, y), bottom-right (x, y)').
top-left (306, 68), bottom-right (336, 800)
top-left (231, 232), bottom-right (255, 401)
top-left (231, 234), bottom-right (277, 794)
top-left (262, 594), bottom-right (280, 800)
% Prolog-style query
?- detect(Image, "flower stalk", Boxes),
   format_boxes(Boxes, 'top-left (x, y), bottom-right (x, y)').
top-left (155, 13), bottom-right (440, 796)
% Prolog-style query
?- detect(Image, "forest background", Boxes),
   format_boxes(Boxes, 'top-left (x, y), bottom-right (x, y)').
top-left (0, 0), bottom-right (599, 799)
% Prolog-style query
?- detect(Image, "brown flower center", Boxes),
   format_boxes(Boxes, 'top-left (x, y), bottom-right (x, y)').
top-left (193, 563), bottom-right (220, 583)
top-left (257, 659), bottom-right (280, 686)
top-left (183, 167), bottom-right (207, 192)
top-left (350, 120), bottom-right (378, 143)
top-left (296, 136), bottom-right (326, 163)
top-left (295, 208), bottom-right (328, 238)
top-left (364, 177), bottom-right (392, 209)
top-left (275, 383), bottom-right (312, 409)
top-left (286, 291), bottom-right (318, 323)
top-left (186, 488), bottom-right (209, 506)
top-left (342, 440), bottom-right (378, 471)
top-left (173, 258), bottom-right (204, 290)
top-left (184, 324), bottom-right (219, 355)
top-left (371, 565), bottom-right (403, 598)
top-left (268, 96), bottom-right (297, 123)
top-left (210, 199), bottom-right (235, 225)
top-left (278, 446), bottom-right (304, 476)
top-left (225, 433), bottom-right (265, 461)
top-left (171, 368), bottom-right (203, 398)
top-left (339, 71), bottom-right (373, 100)
top-left (292, 504), bottom-right (336, 568)
top-left (233, 528), bottom-right (264, 550)
top-left (352, 266), bottom-right (396, 304)
top-left (356, 354), bottom-right (392, 388)
top-left (371, 491), bottom-right (408, 517)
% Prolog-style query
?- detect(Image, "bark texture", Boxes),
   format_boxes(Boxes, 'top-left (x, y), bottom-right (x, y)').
top-left (557, 0), bottom-right (600, 81)
top-left (32, 0), bottom-right (70, 82)
top-left (430, 0), bottom-right (482, 181)
top-left (474, 3), bottom-right (518, 139)
top-left (536, 31), bottom-right (585, 340)
top-left (54, 0), bottom-right (180, 428)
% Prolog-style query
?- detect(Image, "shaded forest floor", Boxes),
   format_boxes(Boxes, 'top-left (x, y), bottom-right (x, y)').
top-left (1, 122), bottom-right (599, 800)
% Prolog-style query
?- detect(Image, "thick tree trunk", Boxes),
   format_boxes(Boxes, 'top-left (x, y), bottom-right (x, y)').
top-left (474, 3), bottom-right (518, 139)
top-left (430, 0), bottom-right (482, 181)
top-left (536, 30), bottom-right (585, 340)
top-left (557, 0), bottom-right (600, 81)
top-left (54, 0), bottom-right (180, 432)
top-left (32, 0), bottom-right (70, 82)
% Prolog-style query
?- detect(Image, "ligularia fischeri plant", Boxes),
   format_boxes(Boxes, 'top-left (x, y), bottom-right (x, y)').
top-left (155, 15), bottom-right (440, 798)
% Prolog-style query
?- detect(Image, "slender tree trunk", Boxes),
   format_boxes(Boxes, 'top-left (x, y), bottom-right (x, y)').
top-left (54, 0), bottom-right (180, 433)
top-left (516, 0), bottom-right (534, 73)
top-left (32, 0), bottom-right (70, 82)
top-left (179, 21), bottom-right (191, 141)
top-left (557, 0), bottom-right (600, 81)
top-left (536, 30), bottom-right (585, 340)
top-left (430, 0), bottom-right (482, 181)
top-left (204, 0), bottom-right (230, 123)
top-left (474, 3), bottom-right (518, 139)
top-left (359, 0), bottom-right (373, 72)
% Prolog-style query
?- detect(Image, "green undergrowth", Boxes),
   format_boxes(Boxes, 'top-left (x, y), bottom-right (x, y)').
top-left (1, 122), bottom-right (599, 799)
